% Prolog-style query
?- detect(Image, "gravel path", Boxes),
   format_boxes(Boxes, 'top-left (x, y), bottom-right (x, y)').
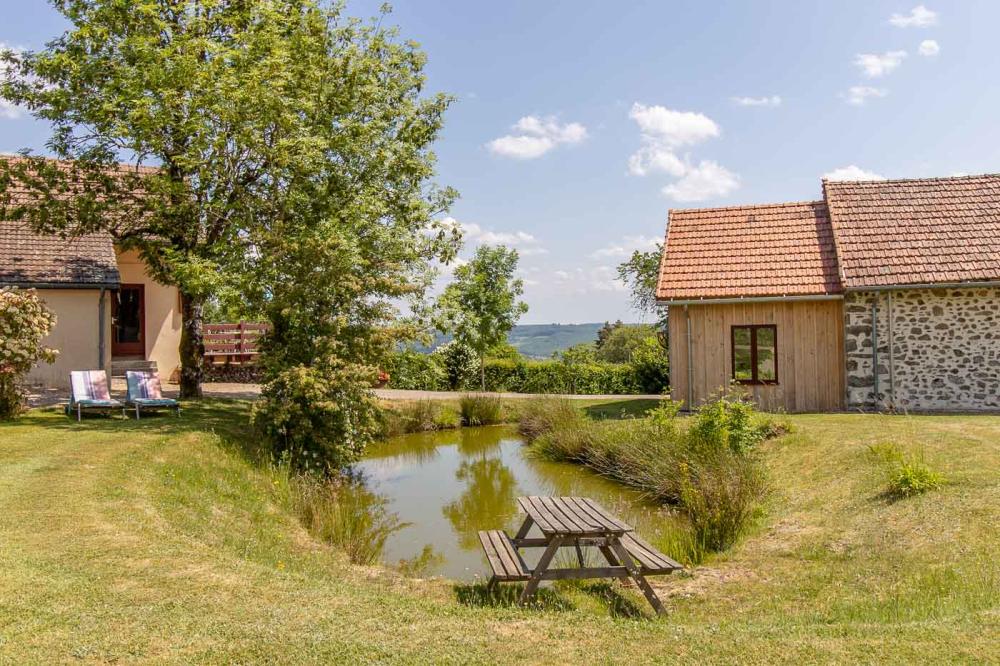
top-left (28, 382), bottom-right (661, 407)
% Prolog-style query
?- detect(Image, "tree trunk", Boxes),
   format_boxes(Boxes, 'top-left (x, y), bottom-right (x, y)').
top-left (480, 351), bottom-right (486, 391)
top-left (179, 291), bottom-right (205, 398)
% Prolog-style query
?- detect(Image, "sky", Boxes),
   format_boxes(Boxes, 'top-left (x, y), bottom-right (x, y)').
top-left (2, 1), bottom-right (999, 324)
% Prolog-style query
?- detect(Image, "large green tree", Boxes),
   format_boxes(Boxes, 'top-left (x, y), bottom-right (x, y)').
top-left (436, 245), bottom-right (528, 390)
top-left (243, 5), bottom-right (459, 470)
top-left (0, 0), bottom-right (343, 397)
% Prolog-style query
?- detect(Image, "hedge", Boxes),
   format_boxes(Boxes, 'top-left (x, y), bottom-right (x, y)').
top-left (482, 359), bottom-right (640, 395)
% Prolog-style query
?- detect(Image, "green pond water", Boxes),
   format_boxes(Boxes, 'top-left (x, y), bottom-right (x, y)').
top-left (356, 426), bottom-right (672, 581)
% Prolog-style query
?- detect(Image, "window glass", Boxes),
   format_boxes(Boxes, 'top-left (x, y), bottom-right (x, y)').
top-left (732, 326), bottom-right (753, 381)
top-left (756, 327), bottom-right (776, 381)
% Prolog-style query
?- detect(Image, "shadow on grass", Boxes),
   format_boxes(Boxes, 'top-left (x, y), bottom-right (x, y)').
top-left (454, 580), bottom-right (650, 620)
top-left (454, 581), bottom-right (574, 612)
top-left (11, 399), bottom-right (268, 463)
top-left (582, 399), bottom-right (661, 421)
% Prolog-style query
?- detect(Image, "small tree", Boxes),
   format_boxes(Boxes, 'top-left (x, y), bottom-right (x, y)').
top-left (617, 244), bottom-right (663, 315)
top-left (437, 245), bottom-right (529, 390)
top-left (0, 288), bottom-right (58, 419)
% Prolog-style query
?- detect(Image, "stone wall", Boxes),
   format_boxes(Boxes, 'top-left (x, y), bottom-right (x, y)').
top-left (845, 288), bottom-right (1000, 411)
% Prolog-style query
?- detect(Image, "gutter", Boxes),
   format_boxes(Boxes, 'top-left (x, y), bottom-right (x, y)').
top-left (685, 304), bottom-right (693, 409)
top-left (845, 280), bottom-right (1000, 293)
top-left (98, 287), bottom-right (106, 370)
top-left (0, 281), bottom-right (120, 290)
top-left (659, 294), bottom-right (843, 306)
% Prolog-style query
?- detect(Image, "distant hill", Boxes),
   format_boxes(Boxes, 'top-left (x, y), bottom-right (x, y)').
top-left (507, 323), bottom-right (605, 359)
top-left (415, 323), bottom-right (618, 359)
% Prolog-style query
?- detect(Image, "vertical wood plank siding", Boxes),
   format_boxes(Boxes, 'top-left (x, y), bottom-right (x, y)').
top-left (668, 300), bottom-right (845, 412)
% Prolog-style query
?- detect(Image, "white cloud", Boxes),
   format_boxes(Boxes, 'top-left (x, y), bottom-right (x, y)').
top-left (437, 217), bottom-right (547, 255)
top-left (844, 86), bottom-right (888, 106)
top-left (590, 235), bottom-right (660, 260)
top-left (628, 103), bottom-right (719, 148)
top-left (552, 266), bottom-right (626, 294)
top-left (661, 161), bottom-right (740, 202)
top-left (854, 50), bottom-right (907, 77)
top-left (822, 165), bottom-right (887, 181)
top-left (918, 39), bottom-right (940, 56)
top-left (487, 115), bottom-right (587, 160)
top-left (0, 43), bottom-right (25, 119)
top-left (627, 103), bottom-right (738, 202)
top-left (731, 95), bottom-right (782, 107)
top-left (889, 5), bottom-right (938, 28)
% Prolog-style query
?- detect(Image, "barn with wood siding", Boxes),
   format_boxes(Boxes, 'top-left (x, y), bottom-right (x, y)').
top-left (656, 173), bottom-right (1000, 413)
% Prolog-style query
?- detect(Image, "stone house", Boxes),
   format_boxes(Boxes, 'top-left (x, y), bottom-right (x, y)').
top-left (0, 164), bottom-right (181, 389)
top-left (656, 174), bottom-right (1000, 412)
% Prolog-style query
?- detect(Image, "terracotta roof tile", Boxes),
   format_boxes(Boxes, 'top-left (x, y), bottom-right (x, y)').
top-left (824, 174), bottom-right (1000, 288)
top-left (656, 201), bottom-right (841, 300)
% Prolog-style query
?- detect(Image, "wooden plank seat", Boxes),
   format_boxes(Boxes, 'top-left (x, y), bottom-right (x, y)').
top-left (478, 530), bottom-right (531, 583)
top-left (619, 533), bottom-right (683, 575)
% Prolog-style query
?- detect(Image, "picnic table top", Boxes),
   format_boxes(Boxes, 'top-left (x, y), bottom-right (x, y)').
top-left (516, 496), bottom-right (632, 537)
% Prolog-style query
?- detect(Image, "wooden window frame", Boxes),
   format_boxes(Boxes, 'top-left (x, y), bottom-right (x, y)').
top-left (731, 324), bottom-right (778, 385)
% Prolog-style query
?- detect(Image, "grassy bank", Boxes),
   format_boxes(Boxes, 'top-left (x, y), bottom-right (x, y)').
top-left (0, 403), bottom-right (997, 662)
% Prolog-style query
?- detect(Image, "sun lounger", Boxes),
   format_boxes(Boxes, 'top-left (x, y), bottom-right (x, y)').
top-left (67, 370), bottom-right (124, 421)
top-left (125, 370), bottom-right (180, 419)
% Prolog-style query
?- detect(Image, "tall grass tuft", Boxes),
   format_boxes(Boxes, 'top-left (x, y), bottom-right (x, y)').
top-left (521, 396), bottom-right (778, 562)
top-left (381, 400), bottom-right (461, 436)
top-left (290, 475), bottom-right (407, 565)
top-left (516, 397), bottom-right (587, 443)
top-left (867, 442), bottom-right (945, 499)
top-left (459, 395), bottom-right (505, 426)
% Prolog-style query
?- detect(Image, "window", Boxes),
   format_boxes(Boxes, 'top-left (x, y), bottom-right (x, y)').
top-left (731, 325), bottom-right (777, 384)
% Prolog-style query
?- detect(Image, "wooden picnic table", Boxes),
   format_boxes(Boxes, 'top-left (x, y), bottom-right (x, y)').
top-left (478, 496), bottom-right (682, 615)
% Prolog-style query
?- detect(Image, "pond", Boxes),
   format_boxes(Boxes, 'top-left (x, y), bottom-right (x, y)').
top-left (356, 426), bottom-right (673, 580)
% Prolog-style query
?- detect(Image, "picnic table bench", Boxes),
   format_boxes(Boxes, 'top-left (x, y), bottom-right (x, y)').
top-left (478, 496), bottom-right (682, 615)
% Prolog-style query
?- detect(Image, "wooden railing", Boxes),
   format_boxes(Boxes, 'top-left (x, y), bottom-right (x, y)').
top-left (203, 322), bottom-right (269, 365)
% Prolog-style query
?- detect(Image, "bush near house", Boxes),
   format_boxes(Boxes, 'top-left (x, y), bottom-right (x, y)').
top-left (0, 288), bottom-right (58, 420)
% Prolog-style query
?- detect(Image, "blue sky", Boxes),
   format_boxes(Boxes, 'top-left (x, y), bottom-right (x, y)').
top-left (3, 2), bottom-right (999, 323)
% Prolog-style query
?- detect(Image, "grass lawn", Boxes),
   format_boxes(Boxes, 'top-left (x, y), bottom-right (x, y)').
top-left (0, 401), bottom-right (997, 663)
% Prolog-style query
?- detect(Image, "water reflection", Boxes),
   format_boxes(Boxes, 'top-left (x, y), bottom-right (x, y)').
top-left (356, 426), bottom-right (667, 580)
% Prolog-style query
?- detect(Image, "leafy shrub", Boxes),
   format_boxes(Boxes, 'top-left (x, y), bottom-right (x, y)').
top-left (251, 361), bottom-right (381, 473)
top-left (433, 340), bottom-right (479, 390)
top-left (594, 323), bottom-right (657, 363)
top-left (384, 349), bottom-right (447, 391)
top-left (0, 288), bottom-right (58, 420)
top-left (678, 452), bottom-right (769, 552)
top-left (290, 475), bottom-right (406, 565)
top-left (459, 395), bottom-right (504, 426)
top-left (867, 442), bottom-right (945, 499)
top-left (688, 392), bottom-right (781, 454)
top-left (483, 358), bottom-right (640, 395)
top-left (630, 336), bottom-right (670, 394)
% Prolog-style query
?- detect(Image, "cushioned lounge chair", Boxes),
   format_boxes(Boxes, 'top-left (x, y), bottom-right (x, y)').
top-left (125, 370), bottom-right (180, 419)
top-left (67, 370), bottom-right (124, 421)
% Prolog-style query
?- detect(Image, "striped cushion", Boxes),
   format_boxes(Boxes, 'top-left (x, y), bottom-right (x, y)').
top-left (126, 371), bottom-right (164, 400)
top-left (70, 370), bottom-right (112, 402)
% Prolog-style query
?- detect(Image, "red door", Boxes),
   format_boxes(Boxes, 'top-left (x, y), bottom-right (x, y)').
top-left (112, 284), bottom-right (145, 357)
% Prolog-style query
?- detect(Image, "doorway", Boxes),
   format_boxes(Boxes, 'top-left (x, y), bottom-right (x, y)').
top-left (112, 284), bottom-right (145, 357)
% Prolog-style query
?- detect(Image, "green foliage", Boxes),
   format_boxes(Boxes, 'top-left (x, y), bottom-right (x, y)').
top-left (290, 475), bottom-right (406, 565)
top-left (617, 245), bottom-right (663, 315)
top-left (436, 245), bottom-right (529, 389)
top-left (521, 397), bottom-right (777, 562)
top-left (628, 336), bottom-right (670, 394)
top-left (486, 342), bottom-right (522, 361)
top-left (867, 442), bottom-right (946, 499)
top-left (251, 361), bottom-right (382, 473)
top-left (483, 359), bottom-right (639, 395)
top-left (595, 320), bottom-right (625, 350)
top-left (688, 392), bottom-right (781, 454)
top-left (595, 324), bottom-right (656, 363)
top-left (384, 349), bottom-right (447, 391)
top-left (459, 395), bottom-right (504, 426)
top-left (433, 340), bottom-right (479, 390)
top-left (557, 342), bottom-right (597, 364)
top-left (0, 288), bottom-right (58, 420)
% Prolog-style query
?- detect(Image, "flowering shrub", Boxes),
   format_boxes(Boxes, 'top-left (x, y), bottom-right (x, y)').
top-left (0, 288), bottom-right (58, 419)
